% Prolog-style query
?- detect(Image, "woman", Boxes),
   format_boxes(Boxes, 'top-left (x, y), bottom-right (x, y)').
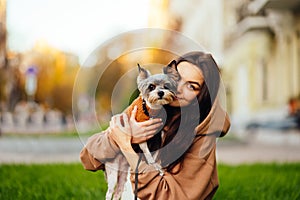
top-left (80, 51), bottom-right (231, 200)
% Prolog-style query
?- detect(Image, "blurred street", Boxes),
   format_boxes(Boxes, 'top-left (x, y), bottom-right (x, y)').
top-left (217, 130), bottom-right (300, 164)
top-left (0, 136), bottom-right (85, 164)
top-left (1, 131), bottom-right (300, 165)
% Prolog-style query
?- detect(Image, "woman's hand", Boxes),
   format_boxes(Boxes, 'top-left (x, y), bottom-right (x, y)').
top-left (129, 106), bottom-right (164, 144)
top-left (109, 114), bottom-right (134, 152)
top-left (109, 114), bottom-right (143, 170)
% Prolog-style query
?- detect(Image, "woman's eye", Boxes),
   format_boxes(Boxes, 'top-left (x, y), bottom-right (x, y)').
top-left (148, 84), bottom-right (156, 91)
top-left (187, 83), bottom-right (196, 90)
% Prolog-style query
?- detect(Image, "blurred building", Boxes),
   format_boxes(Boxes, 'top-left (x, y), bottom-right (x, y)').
top-left (0, 0), bottom-right (21, 111)
top-left (19, 41), bottom-right (80, 114)
top-left (223, 0), bottom-right (300, 124)
top-left (0, 0), bottom-right (6, 69)
top-left (164, 0), bottom-right (225, 61)
top-left (0, 0), bottom-right (7, 111)
top-left (161, 0), bottom-right (300, 126)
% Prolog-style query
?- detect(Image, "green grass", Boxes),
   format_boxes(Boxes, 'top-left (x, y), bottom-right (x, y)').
top-left (0, 163), bottom-right (299, 200)
top-left (0, 163), bottom-right (107, 200)
top-left (214, 163), bottom-right (300, 200)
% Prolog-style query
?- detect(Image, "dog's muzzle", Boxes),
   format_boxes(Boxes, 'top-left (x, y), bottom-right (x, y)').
top-left (158, 91), bottom-right (164, 99)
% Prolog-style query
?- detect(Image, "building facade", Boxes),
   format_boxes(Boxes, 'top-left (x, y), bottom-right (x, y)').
top-left (164, 0), bottom-right (300, 127)
top-left (223, 0), bottom-right (300, 124)
top-left (0, 0), bottom-right (6, 69)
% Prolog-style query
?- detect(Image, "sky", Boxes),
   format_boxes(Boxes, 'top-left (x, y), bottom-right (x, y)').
top-left (6, 0), bottom-right (150, 64)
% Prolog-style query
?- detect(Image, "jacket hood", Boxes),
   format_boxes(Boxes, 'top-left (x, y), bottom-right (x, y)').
top-left (194, 99), bottom-right (231, 137)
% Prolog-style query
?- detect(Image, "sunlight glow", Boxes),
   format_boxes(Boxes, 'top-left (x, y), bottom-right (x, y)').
top-left (6, 0), bottom-right (150, 64)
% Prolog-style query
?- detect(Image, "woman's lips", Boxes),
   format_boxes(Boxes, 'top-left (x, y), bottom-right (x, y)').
top-left (174, 96), bottom-right (183, 100)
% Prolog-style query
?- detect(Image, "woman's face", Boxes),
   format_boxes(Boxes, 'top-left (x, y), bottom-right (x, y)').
top-left (169, 61), bottom-right (204, 107)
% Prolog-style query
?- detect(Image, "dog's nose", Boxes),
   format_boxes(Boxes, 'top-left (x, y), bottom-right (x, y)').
top-left (158, 91), bottom-right (164, 98)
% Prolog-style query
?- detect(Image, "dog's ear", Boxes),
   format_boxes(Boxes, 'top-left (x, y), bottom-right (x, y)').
top-left (137, 63), bottom-right (151, 83)
top-left (163, 60), bottom-right (180, 81)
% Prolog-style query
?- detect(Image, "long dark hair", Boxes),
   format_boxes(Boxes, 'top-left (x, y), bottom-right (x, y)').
top-left (157, 51), bottom-right (221, 172)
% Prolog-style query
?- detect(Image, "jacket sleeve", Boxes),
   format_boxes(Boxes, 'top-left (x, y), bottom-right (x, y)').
top-left (80, 129), bottom-right (120, 171)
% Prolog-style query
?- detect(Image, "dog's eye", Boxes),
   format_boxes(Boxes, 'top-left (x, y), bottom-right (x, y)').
top-left (148, 84), bottom-right (156, 91)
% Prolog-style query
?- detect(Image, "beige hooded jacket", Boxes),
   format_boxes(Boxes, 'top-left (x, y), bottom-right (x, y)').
top-left (80, 101), bottom-right (230, 200)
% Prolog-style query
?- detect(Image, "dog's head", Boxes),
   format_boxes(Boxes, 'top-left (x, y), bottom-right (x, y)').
top-left (137, 60), bottom-right (180, 109)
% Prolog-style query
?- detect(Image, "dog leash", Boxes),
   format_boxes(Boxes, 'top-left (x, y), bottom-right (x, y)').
top-left (134, 154), bottom-right (143, 200)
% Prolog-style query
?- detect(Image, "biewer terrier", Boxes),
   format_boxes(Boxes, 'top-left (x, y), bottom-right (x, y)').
top-left (105, 60), bottom-right (179, 200)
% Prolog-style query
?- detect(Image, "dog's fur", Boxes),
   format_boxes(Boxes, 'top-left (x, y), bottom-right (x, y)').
top-left (104, 61), bottom-right (179, 200)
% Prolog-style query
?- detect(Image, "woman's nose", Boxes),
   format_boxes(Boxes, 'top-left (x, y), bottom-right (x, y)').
top-left (176, 81), bottom-right (183, 93)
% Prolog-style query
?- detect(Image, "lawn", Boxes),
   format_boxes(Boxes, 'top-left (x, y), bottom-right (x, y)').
top-left (0, 163), bottom-right (299, 200)
top-left (215, 163), bottom-right (300, 200)
top-left (0, 163), bottom-right (107, 200)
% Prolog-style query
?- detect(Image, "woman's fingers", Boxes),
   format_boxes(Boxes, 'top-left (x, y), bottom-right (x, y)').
top-left (131, 129), bottom-right (158, 144)
top-left (113, 114), bottom-right (130, 135)
top-left (130, 119), bottom-right (163, 144)
top-left (128, 106), bottom-right (164, 143)
top-left (110, 115), bottom-right (116, 127)
top-left (139, 118), bottom-right (163, 126)
top-left (109, 115), bottom-right (133, 151)
top-left (144, 121), bottom-right (163, 132)
top-left (144, 129), bottom-right (159, 138)
top-left (115, 114), bottom-right (125, 128)
top-left (132, 118), bottom-right (163, 135)
top-left (130, 105), bottom-right (138, 121)
top-left (122, 113), bottom-right (130, 128)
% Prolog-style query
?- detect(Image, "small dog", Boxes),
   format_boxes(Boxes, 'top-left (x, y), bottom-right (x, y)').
top-left (104, 61), bottom-right (179, 200)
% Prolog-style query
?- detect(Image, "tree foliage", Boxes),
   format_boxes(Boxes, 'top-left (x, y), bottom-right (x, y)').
top-left (20, 42), bottom-right (79, 114)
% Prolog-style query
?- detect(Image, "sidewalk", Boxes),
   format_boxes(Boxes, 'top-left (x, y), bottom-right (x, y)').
top-left (0, 132), bottom-right (300, 164)
top-left (0, 136), bottom-right (84, 164)
top-left (216, 140), bottom-right (300, 164)
top-left (217, 129), bottom-right (300, 164)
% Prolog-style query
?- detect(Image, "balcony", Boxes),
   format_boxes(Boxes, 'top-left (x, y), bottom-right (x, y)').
top-left (225, 16), bottom-right (273, 48)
